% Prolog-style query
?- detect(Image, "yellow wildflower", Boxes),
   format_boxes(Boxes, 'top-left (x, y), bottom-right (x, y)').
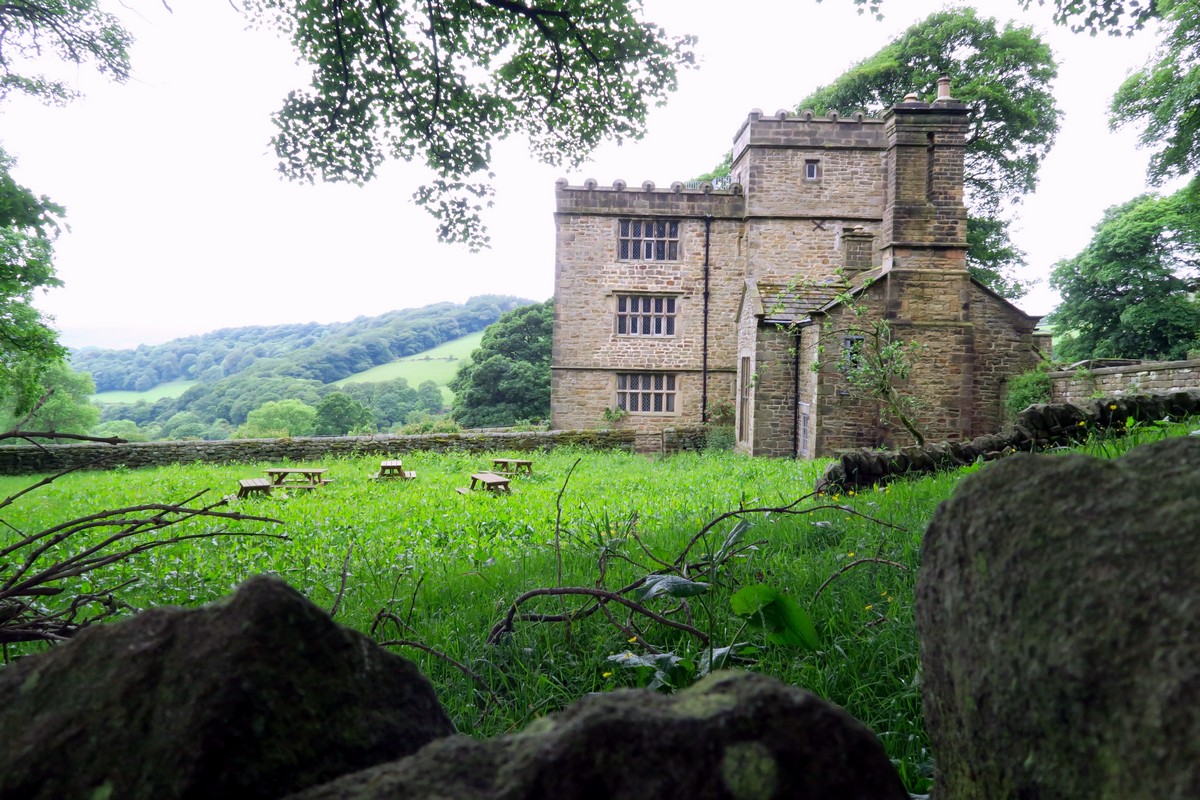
top-left (1109, 403), bottom-right (1117, 410)
top-left (847, 551), bottom-right (855, 558)
top-left (865, 604), bottom-right (874, 611)
top-left (602, 671), bottom-right (613, 679)
top-left (627, 636), bottom-right (637, 643)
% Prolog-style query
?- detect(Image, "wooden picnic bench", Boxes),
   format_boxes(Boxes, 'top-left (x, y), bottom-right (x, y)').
top-left (456, 471), bottom-right (512, 495)
top-left (264, 467), bottom-right (331, 490)
top-left (491, 458), bottom-right (533, 477)
top-left (375, 459), bottom-right (416, 480)
top-left (236, 477), bottom-right (273, 499)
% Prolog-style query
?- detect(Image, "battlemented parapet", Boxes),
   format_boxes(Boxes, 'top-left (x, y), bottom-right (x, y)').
top-left (554, 177), bottom-right (745, 219)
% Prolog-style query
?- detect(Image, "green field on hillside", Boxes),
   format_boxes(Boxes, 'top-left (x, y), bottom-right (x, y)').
top-left (93, 379), bottom-right (197, 405)
top-left (334, 330), bottom-right (483, 402)
top-left (89, 332), bottom-right (485, 406)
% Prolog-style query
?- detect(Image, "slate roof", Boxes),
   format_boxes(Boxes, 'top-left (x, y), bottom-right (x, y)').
top-left (756, 267), bottom-right (886, 324)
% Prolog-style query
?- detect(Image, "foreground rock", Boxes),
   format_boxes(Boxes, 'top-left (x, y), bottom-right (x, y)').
top-left (917, 437), bottom-right (1200, 799)
top-left (285, 669), bottom-right (908, 800)
top-left (0, 575), bottom-right (454, 800)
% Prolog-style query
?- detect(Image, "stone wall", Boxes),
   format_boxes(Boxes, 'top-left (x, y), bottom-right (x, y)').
top-left (751, 324), bottom-right (800, 458)
top-left (0, 429), bottom-right (637, 476)
top-left (969, 282), bottom-right (1041, 427)
top-left (810, 272), bottom-right (1040, 455)
top-left (1049, 357), bottom-right (1200, 404)
top-left (819, 390), bottom-right (1200, 491)
top-left (551, 181), bottom-right (744, 433)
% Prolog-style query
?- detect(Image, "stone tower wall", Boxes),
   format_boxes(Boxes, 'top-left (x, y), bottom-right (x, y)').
top-left (730, 112), bottom-right (888, 287)
top-left (551, 183), bottom-right (744, 433)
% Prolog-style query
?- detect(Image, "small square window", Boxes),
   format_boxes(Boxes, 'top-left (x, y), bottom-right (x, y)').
top-left (840, 335), bottom-right (865, 372)
top-left (805, 159), bottom-right (821, 181)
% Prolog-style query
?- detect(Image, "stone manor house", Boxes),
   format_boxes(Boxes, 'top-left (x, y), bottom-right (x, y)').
top-left (550, 79), bottom-right (1041, 457)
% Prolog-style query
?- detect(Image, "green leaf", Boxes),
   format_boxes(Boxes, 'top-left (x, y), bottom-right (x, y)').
top-left (697, 642), bottom-right (753, 677)
top-left (731, 583), bottom-right (820, 649)
top-left (712, 519), bottom-right (751, 564)
top-left (633, 574), bottom-right (710, 601)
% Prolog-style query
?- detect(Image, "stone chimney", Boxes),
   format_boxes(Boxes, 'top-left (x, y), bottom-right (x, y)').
top-left (936, 75), bottom-right (953, 103)
top-left (842, 227), bottom-right (875, 271)
top-left (878, 82), bottom-right (970, 269)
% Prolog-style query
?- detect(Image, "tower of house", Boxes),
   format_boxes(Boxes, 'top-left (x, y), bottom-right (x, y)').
top-left (550, 80), bottom-right (1040, 456)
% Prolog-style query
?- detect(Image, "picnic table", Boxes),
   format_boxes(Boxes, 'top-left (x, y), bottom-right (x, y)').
top-left (375, 460), bottom-right (416, 480)
top-left (491, 458), bottom-right (533, 476)
top-left (264, 467), bottom-right (330, 489)
top-left (236, 477), bottom-right (273, 499)
top-left (457, 471), bottom-right (511, 495)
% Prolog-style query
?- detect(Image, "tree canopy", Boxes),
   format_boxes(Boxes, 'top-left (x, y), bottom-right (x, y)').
top-left (1048, 191), bottom-right (1200, 362)
top-left (0, 145), bottom-right (68, 413)
top-left (315, 392), bottom-right (373, 436)
top-left (236, 399), bottom-right (317, 438)
top-left (1110, 1), bottom-right (1200, 188)
top-left (788, 9), bottom-right (1060, 298)
top-left (450, 299), bottom-right (552, 428)
top-left (0, 360), bottom-right (98, 435)
top-left (242, 0), bottom-right (695, 249)
top-left (831, 0), bottom-right (1161, 35)
top-left (0, 1), bottom-right (134, 415)
top-left (0, 1), bottom-right (131, 105)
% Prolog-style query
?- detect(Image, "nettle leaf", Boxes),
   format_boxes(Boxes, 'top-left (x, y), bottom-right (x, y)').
top-left (606, 651), bottom-right (660, 669)
top-left (712, 519), bottom-right (751, 564)
top-left (731, 584), bottom-right (820, 649)
top-left (697, 642), bottom-right (754, 677)
top-left (632, 574), bottom-right (710, 602)
top-left (607, 650), bottom-right (694, 690)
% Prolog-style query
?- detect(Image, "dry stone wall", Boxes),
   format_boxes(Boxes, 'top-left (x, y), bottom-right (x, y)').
top-left (0, 429), bottom-right (637, 476)
top-left (1050, 357), bottom-right (1200, 403)
top-left (819, 390), bottom-right (1200, 491)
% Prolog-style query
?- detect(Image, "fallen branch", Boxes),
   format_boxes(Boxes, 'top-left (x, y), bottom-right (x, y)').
top-left (486, 586), bottom-right (709, 646)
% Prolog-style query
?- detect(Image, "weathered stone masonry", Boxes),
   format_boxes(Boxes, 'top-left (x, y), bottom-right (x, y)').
top-left (551, 80), bottom-right (1041, 457)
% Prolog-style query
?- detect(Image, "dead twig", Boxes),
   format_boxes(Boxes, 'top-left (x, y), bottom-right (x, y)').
top-left (812, 558), bottom-right (911, 602)
top-left (329, 543), bottom-right (354, 618)
top-left (486, 586), bottom-right (709, 646)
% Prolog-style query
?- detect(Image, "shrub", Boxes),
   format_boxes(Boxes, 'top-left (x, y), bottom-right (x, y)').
top-left (704, 424), bottom-right (736, 452)
top-left (1004, 369), bottom-right (1052, 416)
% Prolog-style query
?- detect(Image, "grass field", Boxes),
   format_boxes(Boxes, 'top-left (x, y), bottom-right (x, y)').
top-left (92, 379), bottom-right (197, 404)
top-left (334, 331), bottom-right (484, 397)
top-left (89, 332), bottom-right (485, 407)
top-left (5, 419), bottom-right (1195, 794)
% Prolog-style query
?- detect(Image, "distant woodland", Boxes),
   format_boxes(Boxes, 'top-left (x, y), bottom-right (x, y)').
top-left (69, 296), bottom-right (535, 439)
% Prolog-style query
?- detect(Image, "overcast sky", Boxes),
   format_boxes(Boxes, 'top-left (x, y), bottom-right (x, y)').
top-left (5, 0), bottom-right (1164, 349)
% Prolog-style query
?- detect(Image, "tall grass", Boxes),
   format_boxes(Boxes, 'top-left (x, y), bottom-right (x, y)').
top-left (4, 416), bottom-right (1196, 793)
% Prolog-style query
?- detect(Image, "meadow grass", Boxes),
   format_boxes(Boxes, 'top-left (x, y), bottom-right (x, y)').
top-left (333, 331), bottom-right (484, 390)
top-left (4, 415), bottom-right (1196, 793)
top-left (93, 378), bottom-right (198, 404)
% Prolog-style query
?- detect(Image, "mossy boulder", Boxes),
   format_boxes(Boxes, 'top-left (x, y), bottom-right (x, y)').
top-left (0, 575), bottom-right (454, 800)
top-left (285, 670), bottom-right (908, 800)
top-left (916, 437), bottom-right (1200, 798)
